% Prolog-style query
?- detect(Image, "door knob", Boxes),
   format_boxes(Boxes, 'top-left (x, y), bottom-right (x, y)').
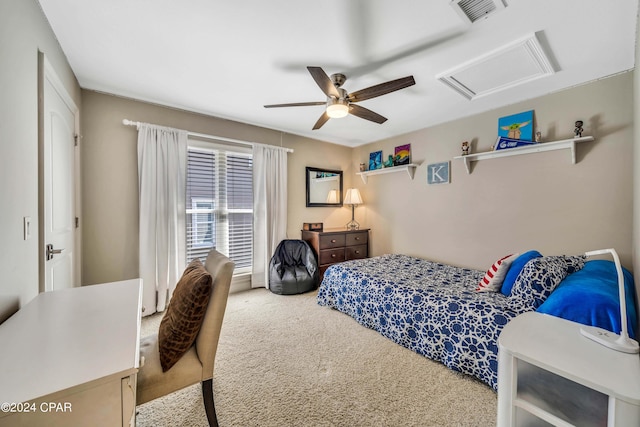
top-left (46, 244), bottom-right (64, 261)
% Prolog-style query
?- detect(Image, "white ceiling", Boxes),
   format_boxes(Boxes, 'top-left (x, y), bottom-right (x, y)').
top-left (37, 0), bottom-right (638, 147)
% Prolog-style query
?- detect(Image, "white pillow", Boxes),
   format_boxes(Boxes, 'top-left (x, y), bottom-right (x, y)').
top-left (476, 253), bottom-right (519, 292)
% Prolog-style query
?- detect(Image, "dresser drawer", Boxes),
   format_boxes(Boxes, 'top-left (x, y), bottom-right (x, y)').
top-left (302, 228), bottom-right (370, 281)
top-left (346, 245), bottom-right (367, 260)
top-left (346, 231), bottom-right (368, 247)
top-left (319, 248), bottom-right (345, 265)
top-left (319, 233), bottom-right (346, 249)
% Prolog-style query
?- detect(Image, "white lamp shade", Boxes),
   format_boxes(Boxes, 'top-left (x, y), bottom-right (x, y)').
top-left (344, 188), bottom-right (363, 205)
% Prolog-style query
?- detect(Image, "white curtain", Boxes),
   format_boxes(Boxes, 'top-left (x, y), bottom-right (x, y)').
top-left (137, 124), bottom-right (188, 315)
top-left (252, 144), bottom-right (288, 288)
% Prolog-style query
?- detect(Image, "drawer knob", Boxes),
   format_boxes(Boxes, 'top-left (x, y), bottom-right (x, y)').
top-left (331, 254), bottom-right (336, 258)
top-left (355, 237), bottom-right (360, 240)
top-left (355, 250), bottom-right (360, 254)
top-left (331, 239), bottom-right (337, 243)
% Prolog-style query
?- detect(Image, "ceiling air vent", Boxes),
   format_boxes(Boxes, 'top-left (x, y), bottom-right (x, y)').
top-left (451, 0), bottom-right (506, 23)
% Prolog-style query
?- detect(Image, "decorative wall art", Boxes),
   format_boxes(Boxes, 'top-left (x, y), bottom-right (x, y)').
top-left (369, 150), bottom-right (382, 170)
top-left (427, 161), bottom-right (450, 185)
top-left (394, 144), bottom-right (411, 166)
top-left (498, 110), bottom-right (534, 141)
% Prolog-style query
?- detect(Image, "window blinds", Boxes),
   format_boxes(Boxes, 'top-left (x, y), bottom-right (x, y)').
top-left (186, 145), bottom-right (253, 272)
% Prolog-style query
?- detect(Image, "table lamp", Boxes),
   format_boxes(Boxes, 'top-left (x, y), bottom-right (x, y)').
top-left (580, 248), bottom-right (639, 353)
top-left (343, 188), bottom-right (363, 231)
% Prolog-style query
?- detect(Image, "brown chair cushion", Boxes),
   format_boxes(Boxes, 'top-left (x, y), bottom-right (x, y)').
top-left (158, 258), bottom-right (213, 372)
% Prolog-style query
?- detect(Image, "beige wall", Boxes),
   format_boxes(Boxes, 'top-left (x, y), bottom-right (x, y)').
top-left (352, 73), bottom-right (634, 271)
top-left (80, 91), bottom-right (352, 285)
top-left (82, 74), bottom-right (634, 288)
top-left (0, 0), bottom-right (81, 319)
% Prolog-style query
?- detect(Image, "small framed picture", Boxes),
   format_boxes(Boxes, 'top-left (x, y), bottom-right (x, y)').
top-left (498, 110), bottom-right (534, 141)
top-left (394, 144), bottom-right (411, 166)
top-left (369, 150), bottom-right (382, 170)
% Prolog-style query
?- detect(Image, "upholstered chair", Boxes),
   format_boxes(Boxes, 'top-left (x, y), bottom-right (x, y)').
top-left (137, 250), bottom-right (235, 427)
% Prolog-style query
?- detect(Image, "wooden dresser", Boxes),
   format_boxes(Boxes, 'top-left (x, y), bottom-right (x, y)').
top-left (302, 228), bottom-right (369, 280)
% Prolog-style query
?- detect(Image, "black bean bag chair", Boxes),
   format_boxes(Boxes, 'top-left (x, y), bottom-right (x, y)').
top-left (269, 240), bottom-right (319, 295)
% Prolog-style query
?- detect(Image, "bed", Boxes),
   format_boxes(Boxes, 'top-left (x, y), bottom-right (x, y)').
top-left (317, 252), bottom-right (638, 390)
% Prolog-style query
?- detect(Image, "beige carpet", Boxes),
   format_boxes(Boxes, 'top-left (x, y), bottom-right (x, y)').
top-left (136, 289), bottom-right (497, 427)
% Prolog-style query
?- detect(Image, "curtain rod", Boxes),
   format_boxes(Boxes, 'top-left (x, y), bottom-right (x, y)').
top-left (122, 119), bottom-right (294, 153)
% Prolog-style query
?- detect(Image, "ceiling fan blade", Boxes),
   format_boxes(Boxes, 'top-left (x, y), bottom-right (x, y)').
top-left (348, 76), bottom-right (416, 103)
top-left (312, 112), bottom-right (331, 130)
top-left (307, 66), bottom-right (340, 98)
top-left (349, 104), bottom-right (387, 124)
top-left (264, 101), bottom-right (326, 108)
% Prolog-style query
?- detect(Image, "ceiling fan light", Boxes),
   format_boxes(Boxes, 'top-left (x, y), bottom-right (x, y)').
top-left (326, 103), bottom-right (349, 118)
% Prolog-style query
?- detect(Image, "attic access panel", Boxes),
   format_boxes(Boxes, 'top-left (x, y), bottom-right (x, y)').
top-left (437, 33), bottom-right (555, 100)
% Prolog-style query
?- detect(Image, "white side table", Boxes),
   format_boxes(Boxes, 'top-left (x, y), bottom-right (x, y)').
top-left (497, 312), bottom-right (640, 427)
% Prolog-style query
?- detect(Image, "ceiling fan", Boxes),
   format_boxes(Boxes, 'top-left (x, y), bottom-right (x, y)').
top-left (264, 66), bottom-right (415, 130)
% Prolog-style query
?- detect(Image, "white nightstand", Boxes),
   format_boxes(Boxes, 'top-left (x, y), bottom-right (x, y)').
top-left (497, 312), bottom-right (640, 427)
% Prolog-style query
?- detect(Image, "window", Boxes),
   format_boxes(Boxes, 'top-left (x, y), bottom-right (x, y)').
top-left (186, 141), bottom-right (253, 274)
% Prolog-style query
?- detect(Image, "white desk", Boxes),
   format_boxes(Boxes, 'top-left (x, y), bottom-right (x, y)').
top-left (0, 279), bottom-right (142, 427)
top-left (498, 312), bottom-right (640, 426)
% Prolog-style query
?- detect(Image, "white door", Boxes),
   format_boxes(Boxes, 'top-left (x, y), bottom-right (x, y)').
top-left (41, 56), bottom-right (79, 292)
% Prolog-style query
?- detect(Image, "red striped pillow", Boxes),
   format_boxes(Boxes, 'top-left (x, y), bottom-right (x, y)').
top-left (476, 253), bottom-right (518, 292)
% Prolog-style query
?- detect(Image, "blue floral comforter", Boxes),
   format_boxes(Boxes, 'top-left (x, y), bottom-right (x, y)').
top-left (317, 254), bottom-right (519, 390)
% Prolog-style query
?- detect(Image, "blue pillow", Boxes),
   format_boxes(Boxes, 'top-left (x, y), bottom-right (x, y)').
top-left (500, 250), bottom-right (542, 296)
top-left (537, 260), bottom-right (638, 339)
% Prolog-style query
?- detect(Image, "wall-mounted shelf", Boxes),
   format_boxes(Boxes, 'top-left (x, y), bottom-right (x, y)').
top-left (356, 164), bottom-right (418, 184)
top-left (453, 136), bottom-right (594, 174)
